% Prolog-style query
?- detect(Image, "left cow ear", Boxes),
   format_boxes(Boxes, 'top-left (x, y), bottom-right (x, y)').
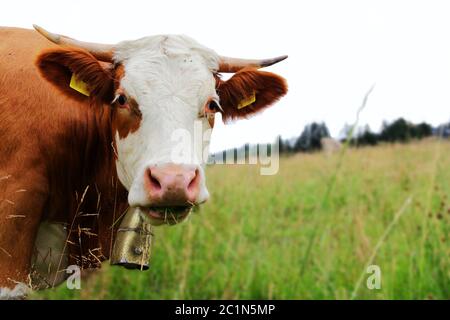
top-left (36, 48), bottom-right (115, 105)
top-left (215, 67), bottom-right (288, 122)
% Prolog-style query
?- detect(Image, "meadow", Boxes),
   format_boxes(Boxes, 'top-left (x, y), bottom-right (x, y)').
top-left (32, 139), bottom-right (449, 299)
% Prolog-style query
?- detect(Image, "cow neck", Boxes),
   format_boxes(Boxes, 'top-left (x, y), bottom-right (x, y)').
top-left (44, 101), bottom-right (128, 268)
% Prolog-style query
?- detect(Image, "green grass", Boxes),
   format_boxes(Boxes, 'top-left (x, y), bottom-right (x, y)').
top-left (32, 139), bottom-right (449, 299)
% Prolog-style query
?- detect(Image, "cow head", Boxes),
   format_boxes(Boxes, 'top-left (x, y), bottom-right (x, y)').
top-left (34, 25), bottom-right (288, 226)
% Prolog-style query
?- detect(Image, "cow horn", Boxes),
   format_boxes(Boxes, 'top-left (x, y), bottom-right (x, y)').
top-left (33, 24), bottom-right (114, 62)
top-left (218, 55), bottom-right (288, 73)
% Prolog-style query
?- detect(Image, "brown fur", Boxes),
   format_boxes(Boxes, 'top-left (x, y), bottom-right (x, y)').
top-left (112, 65), bottom-right (143, 140)
top-left (215, 67), bottom-right (288, 121)
top-left (36, 48), bottom-right (115, 105)
top-left (0, 27), bottom-right (128, 289)
top-left (113, 96), bottom-right (142, 139)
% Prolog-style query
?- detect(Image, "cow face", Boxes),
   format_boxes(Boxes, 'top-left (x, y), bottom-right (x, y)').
top-left (111, 36), bottom-right (219, 222)
top-left (35, 29), bottom-right (287, 226)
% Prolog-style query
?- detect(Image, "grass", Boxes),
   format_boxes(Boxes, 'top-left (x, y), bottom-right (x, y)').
top-left (31, 139), bottom-right (449, 299)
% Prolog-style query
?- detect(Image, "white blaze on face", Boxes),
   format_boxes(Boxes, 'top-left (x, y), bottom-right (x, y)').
top-left (112, 35), bottom-right (219, 207)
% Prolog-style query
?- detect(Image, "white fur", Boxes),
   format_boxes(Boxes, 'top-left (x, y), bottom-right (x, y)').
top-left (0, 283), bottom-right (30, 300)
top-left (112, 35), bottom-right (219, 207)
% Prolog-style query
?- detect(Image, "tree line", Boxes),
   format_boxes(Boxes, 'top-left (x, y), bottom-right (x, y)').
top-left (209, 118), bottom-right (450, 161)
top-left (279, 118), bottom-right (450, 153)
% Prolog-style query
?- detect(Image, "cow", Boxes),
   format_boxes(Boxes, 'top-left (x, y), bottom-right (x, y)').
top-left (0, 25), bottom-right (287, 299)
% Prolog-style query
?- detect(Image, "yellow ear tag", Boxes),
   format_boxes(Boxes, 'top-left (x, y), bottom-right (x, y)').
top-left (237, 91), bottom-right (256, 109)
top-left (69, 73), bottom-right (90, 97)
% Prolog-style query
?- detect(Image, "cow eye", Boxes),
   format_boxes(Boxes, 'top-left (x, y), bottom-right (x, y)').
top-left (207, 100), bottom-right (220, 113)
top-left (117, 94), bottom-right (127, 106)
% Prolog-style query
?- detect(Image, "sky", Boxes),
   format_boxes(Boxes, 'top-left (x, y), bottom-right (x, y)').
top-left (2, 0), bottom-right (450, 152)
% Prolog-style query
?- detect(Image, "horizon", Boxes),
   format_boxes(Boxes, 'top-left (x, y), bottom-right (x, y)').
top-left (213, 115), bottom-right (450, 152)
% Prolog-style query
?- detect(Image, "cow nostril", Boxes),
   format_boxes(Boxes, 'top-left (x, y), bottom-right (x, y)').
top-left (147, 169), bottom-right (162, 191)
top-left (187, 169), bottom-right (199, 191)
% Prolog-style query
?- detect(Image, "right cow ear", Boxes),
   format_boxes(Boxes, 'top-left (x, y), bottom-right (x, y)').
top-left (35, 48), bottom-right (115, 105)
top-left (215, 67), bottom-right (288, 122)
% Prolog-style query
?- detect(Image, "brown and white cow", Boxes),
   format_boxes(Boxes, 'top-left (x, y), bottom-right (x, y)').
top-left (0, 26), bottom-right (287, 298)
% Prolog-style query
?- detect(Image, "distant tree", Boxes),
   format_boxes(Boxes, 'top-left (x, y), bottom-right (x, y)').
top-left (379, 118), bottom-right (434, 143)
top-left (411, 122), bottom-right (432, 139)
top-left (355, 125), bottom-right (378, 146)
top-left (380, 118), bottom-right (411, 142)
top-left (294, 122), bottom-right (330, 152)
top-left (277, 135), bottom-right (290, 154)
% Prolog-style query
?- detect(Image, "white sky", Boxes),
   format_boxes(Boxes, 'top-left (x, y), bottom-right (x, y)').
top-left (2, 0), bottom-right (450, 152)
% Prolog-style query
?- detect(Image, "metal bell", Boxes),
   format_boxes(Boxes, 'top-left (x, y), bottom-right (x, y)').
top-left (110, 207), bottom-right (153, 270)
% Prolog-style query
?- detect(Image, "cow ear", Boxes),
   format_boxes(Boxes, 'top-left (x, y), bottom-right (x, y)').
top-left (216, 67), bottom-right (287, 122)
top-left (36, 48), bottom-right (115, 105)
